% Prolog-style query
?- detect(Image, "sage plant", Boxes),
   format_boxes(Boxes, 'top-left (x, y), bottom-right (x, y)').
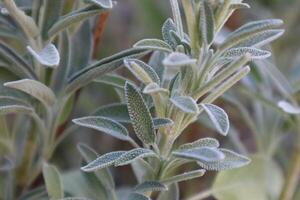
top-left (72, 0), bottom-right (284, 199)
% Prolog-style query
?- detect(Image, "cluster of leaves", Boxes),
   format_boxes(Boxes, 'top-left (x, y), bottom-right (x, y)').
top-left (70, 0), bottom-right (284, 199)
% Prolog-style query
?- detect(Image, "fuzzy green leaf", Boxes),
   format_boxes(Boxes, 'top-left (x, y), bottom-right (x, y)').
top-left (81, 151), bottom-right (126, 172)
top-left (93, 103), bottom-right (130, 123)
top-left (222, 47), bottom-right (271, 60)
top-left (170, 96), bottom-right (199, 114)
top-left (114, 148), bottom-right (157, 166)
top-left (277, 100), bottom-right (300, 114)
top-left (199, 0), bottom-right (215, 45)
top-left (143, 83), bottom-right (169, 94)
top-left (173, 147), bottom-right (225, 162)
top-left (42, 163), bottom-right (64, 199)
top-left (157, 183), bottom-right (179, 200)
top-left (148, 51), bottom-right (166, 82)
top-left (178, 137), bottom-right (220, 150)
top-left (73, 116), bottom-right (130, 141)
top-left (134, 39), bottom-right (173, 53)
top-left (4, 79), bottom-right (56, 106)
top-left (125, 82), bottom-right (155, 144)
top-left (127, 193), bottom-right (151, 200)
top-left (153, 118), bottom-right (174, 128)
top-left (162, 18), bottom-right (178, 49)
top-left (163, 52), bottom-right (196, 68)
top-left (124, 59), bottom-right (160, 84)
top-left (134, 181), bottom-right (167, 193)
top-left (0, 97), bottom-right (33, 115)
top-left (197, 149), bottom-right (251, 171)
top-left (200, 103), bottom-right (229, 136)
top-left (27, 44), bottom-right (60, 67)
top-left (162, 169), bottom-right (206, 185)
top-left (94, 74), bottom-right (128, 89)
top-left (85, 0), bottom-right (113, 9)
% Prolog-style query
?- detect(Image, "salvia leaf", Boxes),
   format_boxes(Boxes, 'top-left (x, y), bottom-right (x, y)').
top-left (162, 18), bottom-right (178, 49)
top-left (4, 79), bottom-right (56, 106)
top-left (222, 47), bottom-right (271, 60)
top-left (149, 51), bottom-right (166, 82)
top-left (134, 181), bottom-right (167, 193)
top-left (277, 100), bottom-right (300, 114)
top-left (229, 3), bottom-right (250, 10)
top-left (163, 52), bottom-right (197, 68)
top-left (199, 0), bottom-right (215, 45)
top-left (170, 96), bottom-right (199, 114)
top-left (85, 0), bottom-right (113, 9)
top-left (0, 97), bottom-right (33, 115)
top-left (153, 118), bottom-right (174, 128)
top-left (42, 163), bottom-right (64, 199)
top-left (93, 103), bottom-right (130, 123)
top-left (200, 103), bottom-right (229, 136)
top-left (125, 82), bottom-right (155, 144)
top-left (94, 74), bottom-right (128, 89)
top-left (73, 116), bottom-right (130, 141)
top-left (157, 183), bottom-right (179, 200)
top-left (162, 169), bottom-right (206, 185)
top-left (143, 82), bottom-right (169, 94)
top-left (197, 149), bottom-right (251, 171)
top-left (81, 151), bottom-right (126, 172)
top-left (124, 59), bottom-right (160, 85)
top-left (27, 43), bottom-right (60, 67)
top-left (127, 193), bottom-right (151, 200)
top-left (134, 39), bottom-right (173, 53)
top-left (173, 147), bottom-right (225, 162)
top-left (114, 148), bottom-right (157, 167)
top-left (178, 137), bottom-right (220, 150)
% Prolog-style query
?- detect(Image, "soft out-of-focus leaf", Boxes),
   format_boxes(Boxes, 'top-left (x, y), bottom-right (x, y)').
top-left (200, 103), bottom-right (229, 136)
top-left (212, 155), bottom-right (283, 200)
top-left (162, 169), bottom-right (206, 185)
top-left (173, 147), bottom-right (225, 162)
top-left (197, 149), bottom-right (250, 171)
top-left (157, 183), bottom-right (179, 200)
top-left (178, 137), bottom-right (220, 150)
top-left (124, 59), bottom-right (160, 84)
top-left (18, 186), bottom-right (47, 200)
top-left (48, 5), bottom-right (102, 37)
top-left (170, 96), bottom-right (199, 114)
top-left (134, 181), bottom-right (167, 193)
top-left (81, 151), bottom-right (125, 172)
top-left (163, 52), bottom-right (196, 68)
top-left (153, 118), bottom-right (173, 128)
top-left (0, 97), bottom-right (33, 115)
top-left (4, 79), bottom-right (56, 106)
top-left (94, 74), bottom-right (128, 89)
top-left (93, 103), bottom-right (130, 123)
top-left (66, 48), bottom-right (148, 94)
top-left (222, 47), bottom-right (271, 60)
top-left (199, 0), bottom-right (215, 45)
top-left (134, 39), bottom-right (173, 53)
top-left (114, 148), bottom-right (157, 166)
top-left (73, 116), bottom-right (130, 141)
top-left (127, 193), bottom-right (150, 200)
top-left (85, 0), bottom-right (113, 9)
top-left (277, 100), bottom-right (300, 114)
top-left (125, 82), bottom-right (155, 145)
top-left (148, 51), bottom-right (166, 82)
top-left (42, 163), bottom-right (64, 199)
top-left (27, 44), bottom-right (60, 67)
top-left (0, 156), bottom-right (14, 171)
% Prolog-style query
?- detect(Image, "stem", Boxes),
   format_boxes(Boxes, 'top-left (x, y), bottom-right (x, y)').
top-left (169, 0), bottom-right (184, 38)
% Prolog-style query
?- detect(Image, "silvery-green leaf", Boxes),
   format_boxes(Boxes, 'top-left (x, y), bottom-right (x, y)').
top-left (143, 83), bottom-right (169, 94)
top-left (157, 183), bottom-right (179, 200)
top-left (199, 0), bottom-right (215, 45)
top-left (229, 3), bottom-right (250, 10)
top-left (81, 151), bottom-right (126, 172)
top-left (73, 116), bottom-right (130, 141)
top-left (131, 159), bottom-right (155, 183)
top-left (125, 82), bottom-right (155, 145)
top-left (222, 47), bottom-right (271, 60)
top-left (134, 39), bottom-right (173, 53)
top-left (114, 148), bottom-right (157, 166)
top-left (0, 97), bottom-right (33, 115)
top-left (173, 147), bottom-right (225, 162)
top-left (197, 149), bottom-right (251, 171)
top-left (163, 52), bottom-right (196, 67)
top-left (0, 42), bottom-right (37, 79)
top-left (277, 100), bottom-right (300, 114)
top-left (200, 103), bottom-right (229, 136)
top-left (27, 43), bottom-right (60, 67)
top-left (42, 163), bottom-right (64, 199)
top-left (162, 18), bottom-right (178, 49)
top-left (66, 48), bottom-right (148, 94)
top-left (148, 51), bottom-right (166, 82)
top-left (93, 103), bottom-right (130, 123)
top-left (178, 137), bottom-right (220, 150)
top-left (153, 118), bottom-right (174, 128)
top-left (161, 169), bottom-right (206, 185)
top-left (0, 156), bottom-right (14, 171)
top-left (170, 96), bottom-right (199, 114)
top-left (85, 0), bottom-right (113, 9)
top-left (124, 59), bottom-right (160, 84)
top-left (18, 186), bottom-right (47, 200)
top-left (4, 79), bottom-right (56, 106)
top-left (127, 193), bottom-right (150, 200)
top-left (94, 74), bottom-right (128, 89)
top-left (48, 5), bottom-right (102, 37)
top-left (134, 181), bottom-right (167, 193)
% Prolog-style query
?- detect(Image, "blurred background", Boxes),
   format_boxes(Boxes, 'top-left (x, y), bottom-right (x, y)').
top-left (41, 0), bottom-right (300, 199)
